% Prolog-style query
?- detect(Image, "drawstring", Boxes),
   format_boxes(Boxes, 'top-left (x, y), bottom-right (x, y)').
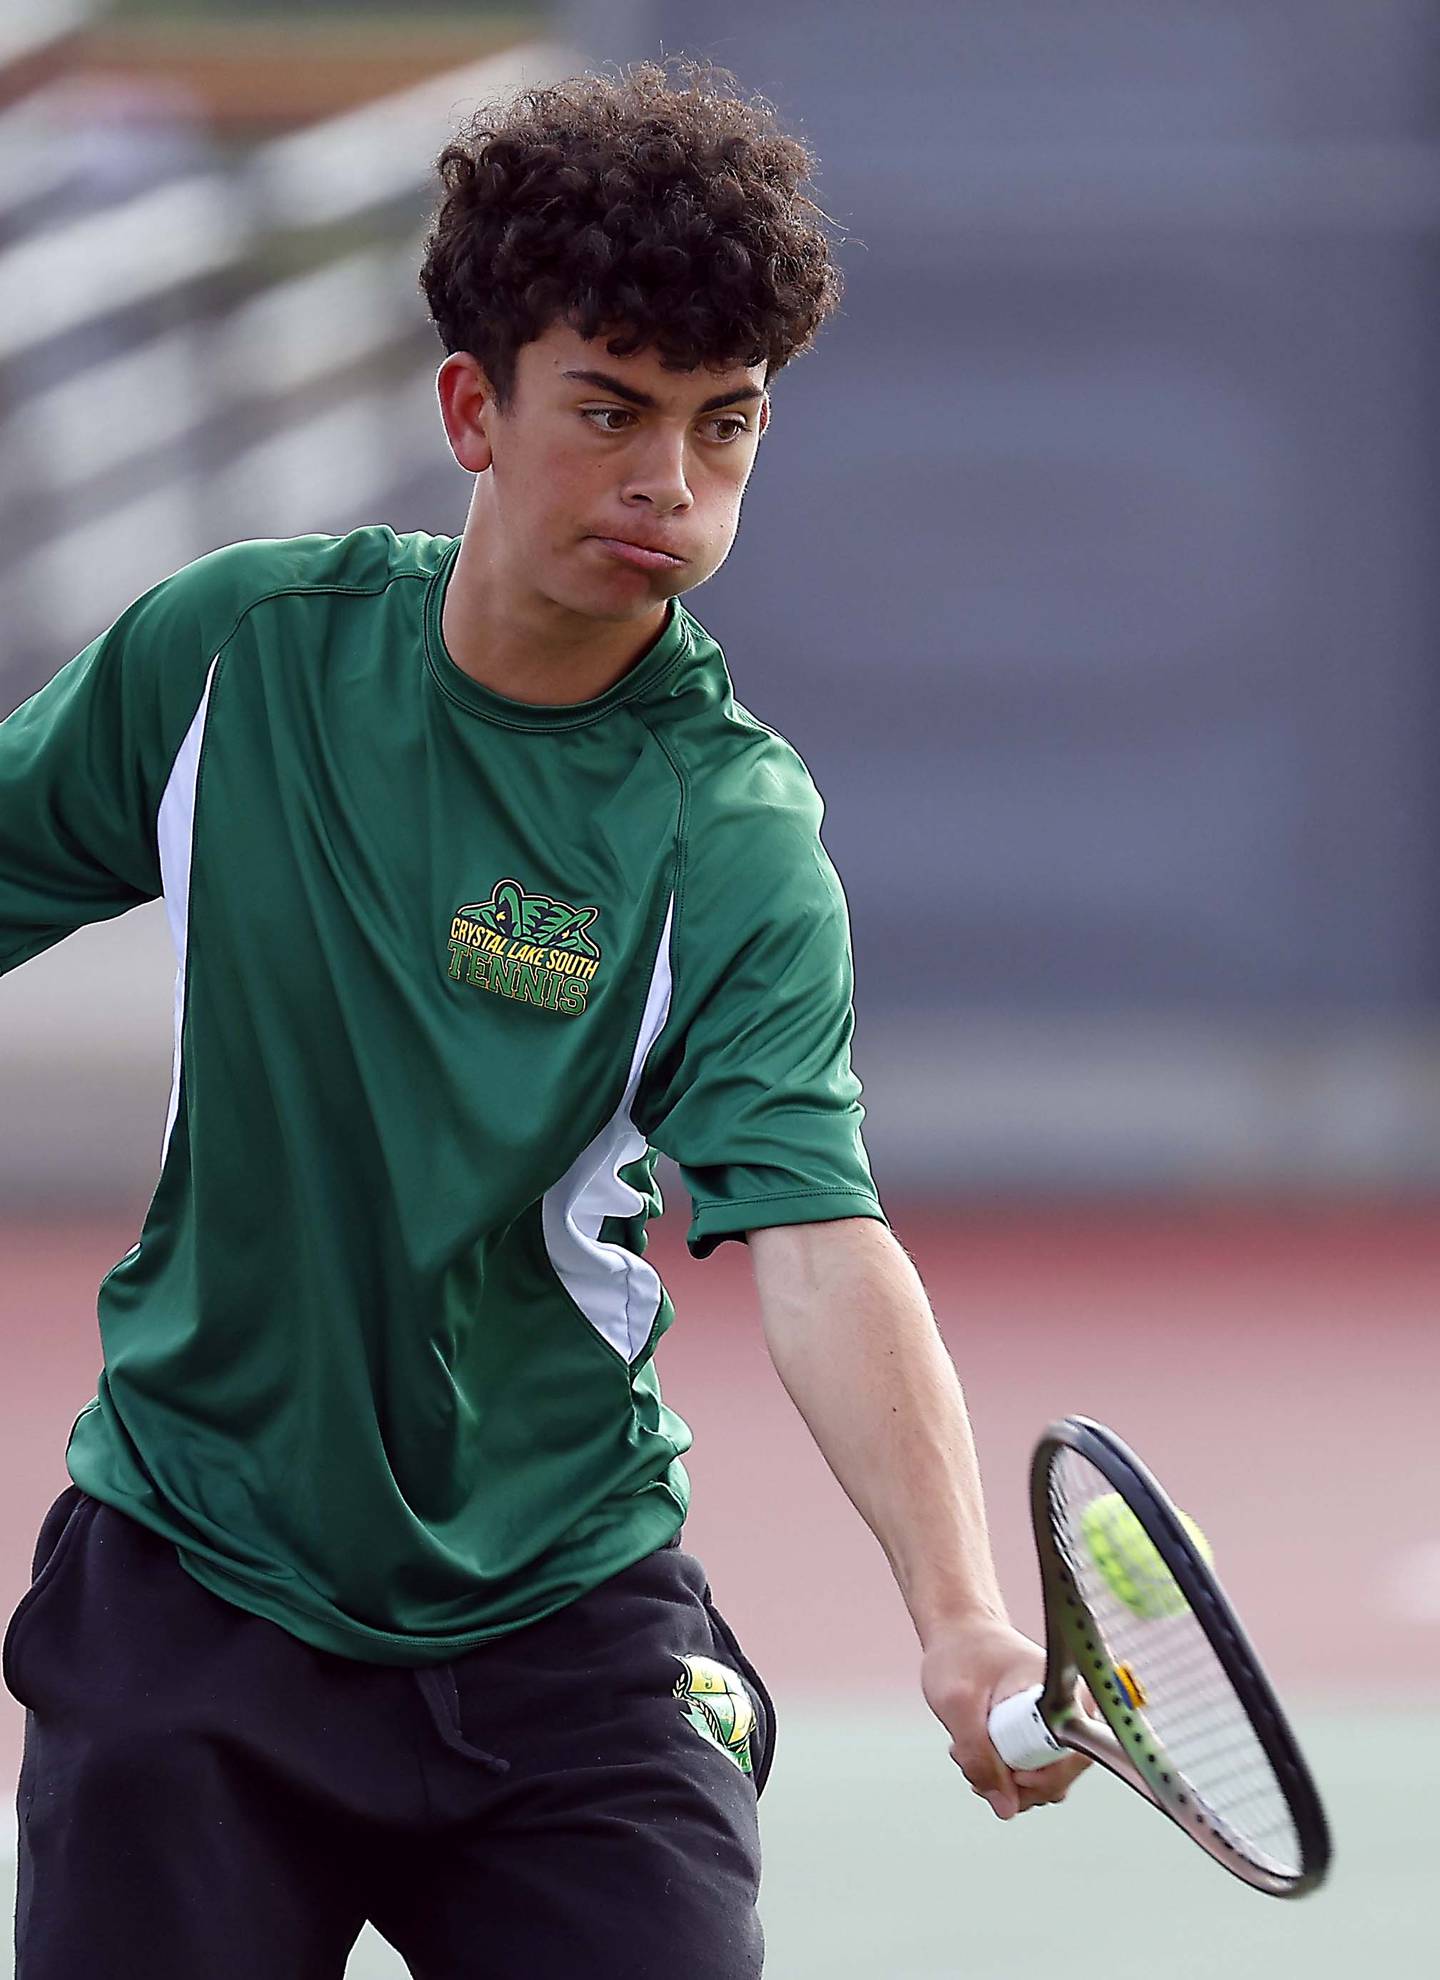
top-left (413, 1666), bottom-right (511, 1775)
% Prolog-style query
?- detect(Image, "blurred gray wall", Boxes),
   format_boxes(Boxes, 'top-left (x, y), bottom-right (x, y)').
top-left (564, 0), bottom-right (1440, 1025)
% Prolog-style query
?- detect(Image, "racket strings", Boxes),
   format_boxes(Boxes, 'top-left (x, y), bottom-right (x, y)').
top-left (1049, 1449), bottom-right (1302, 1878)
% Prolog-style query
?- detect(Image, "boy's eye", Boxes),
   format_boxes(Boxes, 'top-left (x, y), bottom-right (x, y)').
top-left (580, 408), bottom-right (751, 442)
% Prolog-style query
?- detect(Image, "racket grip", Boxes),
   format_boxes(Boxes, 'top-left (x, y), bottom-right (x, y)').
top-left (988, 1684), bottom-right (1067, 1771)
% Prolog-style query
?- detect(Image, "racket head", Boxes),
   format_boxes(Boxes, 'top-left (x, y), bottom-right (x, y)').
top-left (1029, 1416), bottom-right (1331, 1898)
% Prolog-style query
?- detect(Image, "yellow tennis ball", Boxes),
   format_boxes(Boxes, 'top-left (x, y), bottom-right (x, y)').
top-left (1079, 1492), bottom-right (1212, 1619)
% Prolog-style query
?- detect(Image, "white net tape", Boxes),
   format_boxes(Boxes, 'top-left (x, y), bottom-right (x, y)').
top-left (1050, 1446), bottom-right (1302, 1877)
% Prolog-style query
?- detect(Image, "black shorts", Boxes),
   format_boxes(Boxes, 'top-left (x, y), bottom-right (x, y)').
top-left (4, 1485), bottom-right (775, 1980)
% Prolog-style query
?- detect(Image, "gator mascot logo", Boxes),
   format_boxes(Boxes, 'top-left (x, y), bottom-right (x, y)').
top-left (674, 1656), bottom-right (756, 1776)
top-left (446, 878), bottom-right (602, 1016)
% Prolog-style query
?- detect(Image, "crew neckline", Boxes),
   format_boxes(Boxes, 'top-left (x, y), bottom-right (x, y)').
top-left (422, 535), bottom-right (693, 730)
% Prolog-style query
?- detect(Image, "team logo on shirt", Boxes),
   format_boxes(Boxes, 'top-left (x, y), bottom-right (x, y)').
top-left (445, 878), bottom-right (602, 1016)
top-left (673, 1656), bottom-right (757, 1776)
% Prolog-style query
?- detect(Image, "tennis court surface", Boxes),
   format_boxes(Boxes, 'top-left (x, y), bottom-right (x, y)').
top-left (3, 1206), bottom-right (1436, 1975)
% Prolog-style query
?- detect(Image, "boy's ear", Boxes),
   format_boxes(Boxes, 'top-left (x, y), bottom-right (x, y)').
top-left (436, 353), bottom-right (496, 474)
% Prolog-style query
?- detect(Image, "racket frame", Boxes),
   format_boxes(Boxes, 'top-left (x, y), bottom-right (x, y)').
top-left (1024, 1415), bottom-right (1331, 1898)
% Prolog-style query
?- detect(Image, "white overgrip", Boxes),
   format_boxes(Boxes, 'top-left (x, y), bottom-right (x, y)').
top-left (987, 1684), bottom-right (1067, 1771)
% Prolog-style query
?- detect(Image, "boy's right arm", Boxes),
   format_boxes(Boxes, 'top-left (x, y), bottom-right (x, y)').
top-left (0, 557), bottom-right (237, 977)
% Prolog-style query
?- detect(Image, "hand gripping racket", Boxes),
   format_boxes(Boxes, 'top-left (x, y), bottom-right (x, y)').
top-left (986, 1416), bottom-right (1331, 1897)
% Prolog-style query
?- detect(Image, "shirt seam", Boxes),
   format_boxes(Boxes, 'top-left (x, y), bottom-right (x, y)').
top-left (694, 1186), bottom-right (883, 1212)
top-left (166, 570), bottom-right (427, 864)
top-left (632, 711), bottom-right (690, 935)
top-left (206, 567), bottom-right (431, 665)
top-left (151, 647), bottom-right (227, 1180)
top-left (629, 712), bottom-right (689, 1139)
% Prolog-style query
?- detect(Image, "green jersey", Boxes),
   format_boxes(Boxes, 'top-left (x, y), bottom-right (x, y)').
top-left (0, 527), bottom-right (883, 1664)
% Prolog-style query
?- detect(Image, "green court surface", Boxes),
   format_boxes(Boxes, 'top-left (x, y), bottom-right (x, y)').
top-left (3, 1701), bottom-right (1432, 1978)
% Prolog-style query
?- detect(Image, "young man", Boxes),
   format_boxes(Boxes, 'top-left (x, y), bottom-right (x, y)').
top-left (0, 59), bottom-right (1084, 1980)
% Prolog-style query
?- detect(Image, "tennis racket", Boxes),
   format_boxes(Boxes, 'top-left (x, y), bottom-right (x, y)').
top-left (986, 1415), bottom-right (1331, 1897)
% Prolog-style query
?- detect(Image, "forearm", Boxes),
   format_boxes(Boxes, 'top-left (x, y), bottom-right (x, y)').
top-left (749, 1218), bottom-right (1008, 1648)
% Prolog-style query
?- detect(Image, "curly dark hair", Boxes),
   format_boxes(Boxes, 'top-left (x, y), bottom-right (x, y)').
top-left (418, 57), bottom-right (844, 408)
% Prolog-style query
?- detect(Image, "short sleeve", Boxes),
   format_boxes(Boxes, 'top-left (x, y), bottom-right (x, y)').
top-left (635, 761), bottom-right (886, 1259)
top-left (0, 545), bottom-right (259, 976)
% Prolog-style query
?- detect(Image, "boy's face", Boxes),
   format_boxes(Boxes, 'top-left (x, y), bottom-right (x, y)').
top-left (439, 318), bottom-right (770, 622)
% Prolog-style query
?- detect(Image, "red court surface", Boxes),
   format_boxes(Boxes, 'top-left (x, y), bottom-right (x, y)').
top-left (3, 1204), bottom-right (1437, 1794)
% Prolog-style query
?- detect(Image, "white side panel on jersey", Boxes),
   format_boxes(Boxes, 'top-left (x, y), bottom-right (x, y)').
top-left (541, 897), bottom-right (675, 1363)
top-left (155, 655), bottom-right (220, 1161)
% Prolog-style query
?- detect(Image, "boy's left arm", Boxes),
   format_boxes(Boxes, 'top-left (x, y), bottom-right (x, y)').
top-left (748, 1215), bottom-right (1089, 1821)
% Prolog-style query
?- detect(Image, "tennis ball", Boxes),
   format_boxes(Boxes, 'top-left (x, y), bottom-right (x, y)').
top-left (1079, 1493), bottom-right (1212, 1620)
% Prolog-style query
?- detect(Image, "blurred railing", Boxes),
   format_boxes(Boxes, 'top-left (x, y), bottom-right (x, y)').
top-left (0, 34), bottom-right (571, 699)
top-left (0, 0), bottom-right (91, 75)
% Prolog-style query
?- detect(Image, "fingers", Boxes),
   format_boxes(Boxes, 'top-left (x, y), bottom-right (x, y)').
top-left (972, 1778), bottom-right (1020, 1821)
top-left (953, 1737), bottom-right (1020, 1820)
top-left (1013, 1751), bottom-right (1090, 1804)
top-left (956, 1743), bottom-right (1090, 1820)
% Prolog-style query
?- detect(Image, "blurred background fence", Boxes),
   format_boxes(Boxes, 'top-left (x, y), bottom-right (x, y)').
top-left (7, 0), bottom-right (1440, 1204)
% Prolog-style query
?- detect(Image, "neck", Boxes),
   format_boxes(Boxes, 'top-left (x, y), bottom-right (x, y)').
top-left (441, 501), bottom-right (670, 707)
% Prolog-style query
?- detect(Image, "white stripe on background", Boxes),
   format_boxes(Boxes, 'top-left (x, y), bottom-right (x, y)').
top-left (541, 900), bottom-right (675, 1363)
top-left (155, 657), bottom-right (219, 1162)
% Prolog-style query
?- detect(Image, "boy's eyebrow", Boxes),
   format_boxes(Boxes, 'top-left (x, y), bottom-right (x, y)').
top-left (560, 368), bottom-right (764, 414)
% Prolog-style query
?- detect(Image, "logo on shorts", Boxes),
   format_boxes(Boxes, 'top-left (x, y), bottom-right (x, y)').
top-left (674, 1656), bottom-right (756, 1776)
top-left (445, 878), bottom-right (602, 1016)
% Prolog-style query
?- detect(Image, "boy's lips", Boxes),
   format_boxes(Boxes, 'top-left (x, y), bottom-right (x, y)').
top-left (590, 536), bottom-right (687, 571)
